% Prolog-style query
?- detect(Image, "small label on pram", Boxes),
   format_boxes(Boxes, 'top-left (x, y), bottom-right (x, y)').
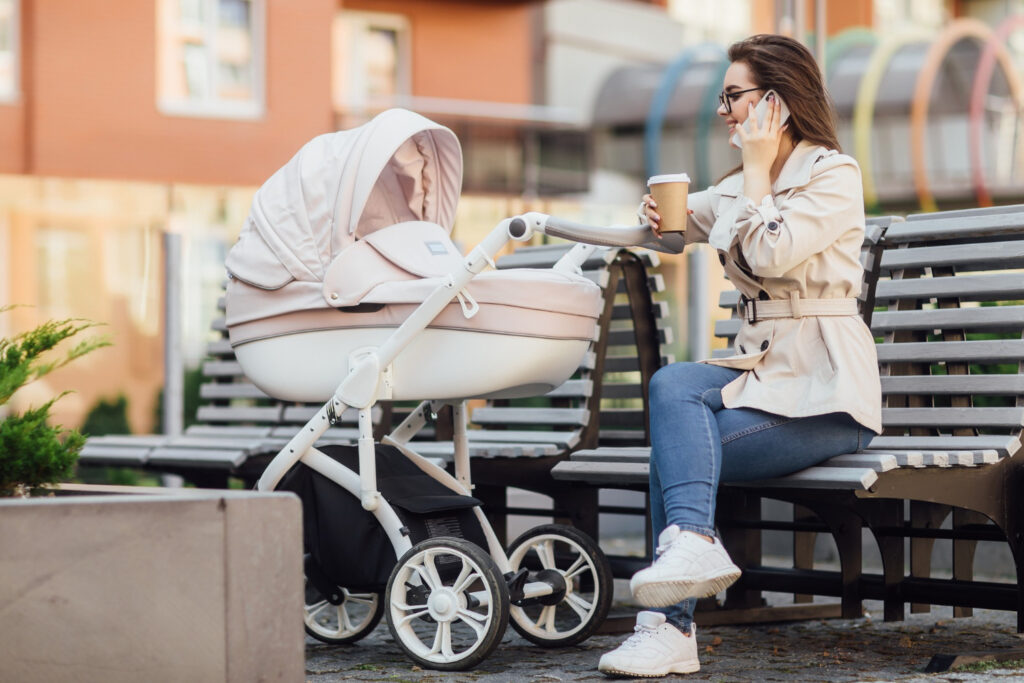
top-left (425, 240), bottom-right (449, 256)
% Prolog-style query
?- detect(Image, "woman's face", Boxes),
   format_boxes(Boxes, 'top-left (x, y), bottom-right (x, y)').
top-left (717, 61), bottom-right (763, 138)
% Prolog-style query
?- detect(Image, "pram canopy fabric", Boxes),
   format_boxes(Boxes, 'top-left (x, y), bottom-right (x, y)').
top-left (226, 108), bottom-right (462, 296)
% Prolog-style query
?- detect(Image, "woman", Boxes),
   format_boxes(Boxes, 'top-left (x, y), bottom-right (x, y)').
top-left (597, 34), bottom-right (881, 678)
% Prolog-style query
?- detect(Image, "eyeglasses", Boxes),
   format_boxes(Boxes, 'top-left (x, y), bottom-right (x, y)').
top-left (718, 87), bottom-right (763, 114)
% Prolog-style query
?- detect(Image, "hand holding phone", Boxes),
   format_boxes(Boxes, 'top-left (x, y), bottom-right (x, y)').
top-left (730, 89), bottom-right (790, 149)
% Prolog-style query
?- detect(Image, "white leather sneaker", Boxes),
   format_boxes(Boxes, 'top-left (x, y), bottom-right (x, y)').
top-left (630, 525), bottom-right (741, 608)
top-left (598, 611), bottom-right (699, 677)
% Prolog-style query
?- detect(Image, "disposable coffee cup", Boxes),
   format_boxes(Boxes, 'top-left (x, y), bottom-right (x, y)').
top-left (647, 173), bottom-right (690, 233)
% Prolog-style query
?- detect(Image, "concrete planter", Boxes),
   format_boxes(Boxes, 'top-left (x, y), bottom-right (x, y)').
top-left (0, 488), bottom-right (304, 682)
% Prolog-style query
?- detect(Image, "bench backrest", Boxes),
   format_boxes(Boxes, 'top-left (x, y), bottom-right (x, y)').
top-left (872, 205), bottom-right (1024, 456)
top-left (485, 245), bottom-right (666, 451)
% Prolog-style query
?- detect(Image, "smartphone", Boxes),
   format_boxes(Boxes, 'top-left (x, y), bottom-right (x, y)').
top-left (730, 89), bottom-right (790, 149)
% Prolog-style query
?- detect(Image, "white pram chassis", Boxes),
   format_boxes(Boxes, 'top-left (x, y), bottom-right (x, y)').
top-left (228, 109), bottom-right (674, 670)
top-left (251, 213), bottom-right (664, 670)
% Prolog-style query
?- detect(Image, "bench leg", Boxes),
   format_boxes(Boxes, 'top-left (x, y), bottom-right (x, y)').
top-left (558, 486), bottom-right (600, 542)
top-left (804, 502), bottom-right (864, 620)
top-left (792, 504), bottom-right (816, 604)
top-left (952, 508), bottom-right (987, 618)
top-left (862, 499), bottom-right (905, 622)
top-left (909, 502), bottom-right (949, 615)
top-left (718, 489), bottom-right (765, 610)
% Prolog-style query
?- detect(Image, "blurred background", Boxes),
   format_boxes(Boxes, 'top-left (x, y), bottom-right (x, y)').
top-left (0, 0), bottom-right (1022, 435)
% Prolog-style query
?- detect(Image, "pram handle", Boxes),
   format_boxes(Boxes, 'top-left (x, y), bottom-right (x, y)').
top-left (508, 212), bottom-right (686, 254)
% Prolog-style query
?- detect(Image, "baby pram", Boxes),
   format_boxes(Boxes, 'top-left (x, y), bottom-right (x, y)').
top-left (224, 108), bottom-right (668, 670)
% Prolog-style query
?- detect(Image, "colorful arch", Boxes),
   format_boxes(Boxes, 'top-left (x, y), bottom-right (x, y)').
top-left (824, 27), bottom-right (878, 85)
top-left (644, 43), bottom-right (727, 180)
top-left (853, 29), bottom-right (931, 211)
top-left (911, 18), bottom-right (1022, 212)
top-left (694, 57), bottom-right (730, 187)
top-left (968, 15), bottom-right (1024, 207)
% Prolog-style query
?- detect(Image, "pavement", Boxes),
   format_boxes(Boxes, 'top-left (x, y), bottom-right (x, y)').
top-left (304, 587), bottom-right (1024, 682)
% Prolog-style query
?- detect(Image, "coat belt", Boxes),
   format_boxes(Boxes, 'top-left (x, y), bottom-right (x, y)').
top-left (739, 293), bottom-right (859, 324)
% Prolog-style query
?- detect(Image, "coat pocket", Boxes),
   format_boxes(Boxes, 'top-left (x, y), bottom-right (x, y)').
top-left (702, 320), bottom-right (775, 371)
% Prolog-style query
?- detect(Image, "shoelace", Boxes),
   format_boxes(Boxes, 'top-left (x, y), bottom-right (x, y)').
top-left (620, 624), bottom-right (658, 649)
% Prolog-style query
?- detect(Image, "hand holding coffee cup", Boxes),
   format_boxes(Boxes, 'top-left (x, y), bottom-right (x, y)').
top-left (645, 173), bottom-right (691, 236)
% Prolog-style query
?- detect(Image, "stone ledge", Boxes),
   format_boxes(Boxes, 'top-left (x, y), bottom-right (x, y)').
top-left (0, 489), bottom-right (303, 683)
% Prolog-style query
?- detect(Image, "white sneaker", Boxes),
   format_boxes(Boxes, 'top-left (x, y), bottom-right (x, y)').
top-left (630, 525), bottom-right (741, 608)
top-left (598, 611), bottom-right (699, 677)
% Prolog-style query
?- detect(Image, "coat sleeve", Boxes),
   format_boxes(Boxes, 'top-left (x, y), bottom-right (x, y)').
top-left (723, 161), bottom-right (864, 278)
top-left (683, 189), bottom-right (716, 245)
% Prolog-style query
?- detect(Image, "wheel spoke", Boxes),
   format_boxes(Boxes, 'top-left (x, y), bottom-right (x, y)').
top-left (565, 592), bottom-right (594, 621)
top-left (346, 593), bottom-right (376, 605)
top-left (456, 608), bottom-right (487, 638)
top-left (534, 604), bottom-right (557, 633)
top-left (452, 561), bottom-right (479, 595)
top-left (339, 604), bottom-right (355, 632)
top-left (396, 607), bottom-right (431, 628)
top-left (563, 555), bottom-right (587, 580)
top-left (307, 599), bottom-right (330, 618)
top-left (422, 551), bottom-right (445, 589)
top-left (532, 539), bottom-right (556, 570)
top-left (440, 620), bottom-right (454, 658)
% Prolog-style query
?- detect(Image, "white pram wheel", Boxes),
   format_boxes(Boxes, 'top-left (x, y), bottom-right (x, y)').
top-left (506, 524), bottom-right (613, 647)
top-left (304, 578), bottom-right (383, 644)
top-left (385, 537), bottom-right (510, 671)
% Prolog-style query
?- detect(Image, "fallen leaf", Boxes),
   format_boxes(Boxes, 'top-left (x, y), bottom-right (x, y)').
top-left (712, 636), bottom-right (723, 646)
top-left (705, 646), bottom-right (714, 654)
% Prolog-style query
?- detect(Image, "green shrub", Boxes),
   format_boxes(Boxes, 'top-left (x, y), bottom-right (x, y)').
top-left (0, 307), bottom-right (109, 496)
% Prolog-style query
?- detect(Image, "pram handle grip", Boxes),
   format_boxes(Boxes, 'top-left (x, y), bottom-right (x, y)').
top-left (514, 212), bottom-right (685, 254)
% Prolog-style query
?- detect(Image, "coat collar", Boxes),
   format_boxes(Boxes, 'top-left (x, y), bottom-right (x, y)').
top-left (714, 140), bottom-right (835, 198)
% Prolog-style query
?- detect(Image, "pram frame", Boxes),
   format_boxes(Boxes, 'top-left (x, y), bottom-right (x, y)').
top-left (254, 217), bottom-right (602, 600)
top-left (252, 212), bottom-right (661, 666)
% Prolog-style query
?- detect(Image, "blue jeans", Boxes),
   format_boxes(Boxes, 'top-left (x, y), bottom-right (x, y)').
top-left (645, 362), bottom-right (874, 632)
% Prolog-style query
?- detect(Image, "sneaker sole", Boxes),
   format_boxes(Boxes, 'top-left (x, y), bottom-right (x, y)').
top-left (599, 662), bottom-right (701, 677)
top-left (632, 566), bottom-right (741, 608)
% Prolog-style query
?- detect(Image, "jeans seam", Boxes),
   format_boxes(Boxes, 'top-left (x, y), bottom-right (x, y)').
top-left (720, 415), bottom-right (795, 445)
top-left (699, 388), bottom-right (718, 530)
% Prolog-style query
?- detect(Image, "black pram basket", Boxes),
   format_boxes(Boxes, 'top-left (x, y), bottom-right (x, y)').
top-left (278, 443), bottom-right (486, 593)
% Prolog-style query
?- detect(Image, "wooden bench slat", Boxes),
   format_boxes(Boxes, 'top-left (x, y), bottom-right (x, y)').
top-left (876, 339), bottom-right (1024, 364)
top-left (881, 406), bottom-right (1024, 428)
top-left (203, 360), bottom-right (245, 378)
top-left (146, 448), bottom-right (248, 468)
top-left (471, 407), bottom-right (590, 427)
top-left (604, 354), bottom-right (674, 373)
top-left (408, 441), bottom-right (559, 459)
top-left (613, 300), bottom-right (669, 321)
top-left (875, 273), bottom-right (1024, 302)
top-left (815, 453), bottom-right (899, 472)
top-left (199, 382), bottom-right (270, 400)
top-left (542, 378), bottom-right (593, 399)
top-left (78, 444), bottom-right (154, 465)
top-left (551, 460), bottom-right (649, 485)
top-left (879, 240), bottom-right (1024, 271)
top-left (881, 374), bottom-right (1024, 395)
top-left (735, 466), bottom-right (878, 490)
top-left (882, 212), bottom-right (1024, 243)
top-left (196, 405), bottom-right (284, 423)
top-left (866, 434), bottom-right (1020, 456)
top-left (185, 425), bottom-right (275, 438)
top-left (872, 305), bottom-right (1024, 333)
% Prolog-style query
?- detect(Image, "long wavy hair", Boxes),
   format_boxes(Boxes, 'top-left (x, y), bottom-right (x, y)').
top-left (718, 34), bottom-right (840, 182)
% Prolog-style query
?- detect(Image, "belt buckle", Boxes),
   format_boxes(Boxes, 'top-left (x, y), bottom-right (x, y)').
top-left (741, 295), bottom-right (758, 324)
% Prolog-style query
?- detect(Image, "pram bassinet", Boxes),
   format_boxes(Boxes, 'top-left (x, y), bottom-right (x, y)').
top-left (225, 109), bottom-right (602, 403)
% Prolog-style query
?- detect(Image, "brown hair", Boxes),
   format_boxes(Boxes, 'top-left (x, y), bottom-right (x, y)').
top-left (718, 34), bottom-right (840, 181)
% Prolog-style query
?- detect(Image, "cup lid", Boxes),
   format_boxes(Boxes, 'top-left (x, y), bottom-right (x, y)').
top-left (648, 173), bottom-right (690, 185)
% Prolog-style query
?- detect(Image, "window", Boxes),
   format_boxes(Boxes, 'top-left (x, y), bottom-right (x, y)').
top-left (0, 0), bottom-right (18, 102)
top-left (333, 11), bottom-right (411, 114)
top-left (157, 0), bottom-right (265, 119)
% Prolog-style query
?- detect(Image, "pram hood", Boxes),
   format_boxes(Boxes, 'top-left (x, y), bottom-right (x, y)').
top-left (226, 108), bottom-right (463, 294)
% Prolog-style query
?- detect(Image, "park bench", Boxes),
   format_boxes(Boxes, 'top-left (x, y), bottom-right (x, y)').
top-left (78, 242), bottom-right (666, 541)
top-left (552, 207), bottom-right (1024, 631)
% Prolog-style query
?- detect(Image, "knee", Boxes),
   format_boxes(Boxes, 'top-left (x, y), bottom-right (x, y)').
top-left (649, 362), bottom-right (700, 406)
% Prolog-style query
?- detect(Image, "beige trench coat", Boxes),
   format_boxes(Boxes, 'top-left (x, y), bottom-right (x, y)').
top-left (683, 140), bottom-right (882, 433)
